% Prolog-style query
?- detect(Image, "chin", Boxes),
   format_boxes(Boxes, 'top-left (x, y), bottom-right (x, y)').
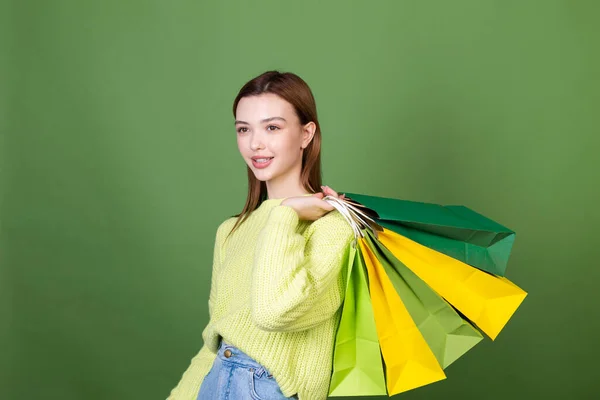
top-left (253, 172), bottom-right (273, 182)
top-left (248, 167), bottom-right (272, 182)
top-left (247, 163), bottom-right (277, 182)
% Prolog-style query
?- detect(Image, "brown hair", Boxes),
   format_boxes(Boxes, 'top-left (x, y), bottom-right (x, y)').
top-left (226, 70), bottom-right (323, 239)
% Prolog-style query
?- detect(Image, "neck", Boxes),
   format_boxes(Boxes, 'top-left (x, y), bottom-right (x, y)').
top-left (267, 191), bottom-right (313, 200)
top-left (258, 193), bottom-right (313, 211)
top-left (264, 163), bottom-right (312, 200)
top-left (265, 181), bottom-right (313, 200)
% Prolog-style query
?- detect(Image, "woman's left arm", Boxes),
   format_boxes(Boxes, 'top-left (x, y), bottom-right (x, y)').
top-left (250, 204), bottom-right (354, 332)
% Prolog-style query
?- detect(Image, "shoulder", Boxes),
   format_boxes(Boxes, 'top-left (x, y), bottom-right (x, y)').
top-left (213, 217), bottom-right (239, 257)
top-left (307, 209), bottom-right (354, 244)
top-left (216, 216), bottom-right (238, 239)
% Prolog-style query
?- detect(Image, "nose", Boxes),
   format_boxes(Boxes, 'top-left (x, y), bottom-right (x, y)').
top-left (250, 134), bottom-right (265, 150)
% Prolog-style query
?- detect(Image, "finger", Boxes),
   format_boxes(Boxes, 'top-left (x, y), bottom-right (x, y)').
top-left (325, 185), bottom-right (339, 197)
top-left (321, 185), bottom-right (335, 197)
top-left (321, 200), bottom-right (335, 211)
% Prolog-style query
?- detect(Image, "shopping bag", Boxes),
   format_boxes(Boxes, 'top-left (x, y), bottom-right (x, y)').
top-left (377, 228), bottom-right (527, 340)
top-left (359, 239), bottom-right (446, 395)
top-left (342, 192), bottom-right (515, 276)
top-left (323, 193), bottom-right (526, 397)
top-left (329, 245), bottom-right (387, 396)
top-left (362, 230), bottom-right (483, 368)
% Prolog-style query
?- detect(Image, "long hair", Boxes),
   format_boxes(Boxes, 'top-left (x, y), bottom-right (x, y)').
top-left (227, 70), bottom-right (323, 239)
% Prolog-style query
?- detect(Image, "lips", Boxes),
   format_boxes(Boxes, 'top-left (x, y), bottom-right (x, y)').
top-left (251, 157), bottom-right (274, 169)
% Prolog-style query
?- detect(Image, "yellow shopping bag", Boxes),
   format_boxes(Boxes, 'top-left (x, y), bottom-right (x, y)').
top-left (377, 229), bottom-right (527, 340)
top-left (358, 239), bottom-right (446, 395)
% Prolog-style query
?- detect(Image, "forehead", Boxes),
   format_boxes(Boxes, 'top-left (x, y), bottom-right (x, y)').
top-left (235, 93), bottom-right (297, 123)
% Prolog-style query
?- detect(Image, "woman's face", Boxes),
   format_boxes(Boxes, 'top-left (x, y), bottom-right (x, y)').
top-left (235, 93), bottom-right (314, 184)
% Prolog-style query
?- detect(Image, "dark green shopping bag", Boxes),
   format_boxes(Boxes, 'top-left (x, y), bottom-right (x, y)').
top-left (342, 192), bottom-right (515, 276)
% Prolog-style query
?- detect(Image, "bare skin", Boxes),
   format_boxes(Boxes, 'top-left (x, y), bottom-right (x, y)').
top-left (281, 185), bottom-right (346, 221)
top-left (234, 93), bottom-right (345, 221)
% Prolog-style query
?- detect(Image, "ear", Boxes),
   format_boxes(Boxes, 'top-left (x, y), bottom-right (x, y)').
top-left (301, 121), bottom-right (316, 149)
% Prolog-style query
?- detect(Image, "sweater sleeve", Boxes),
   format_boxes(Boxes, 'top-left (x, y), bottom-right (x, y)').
top-left (166, 219), bottom-right (231, 400)
top-left (250, 204), bottom-right (354, 332)
top-left (165, 329), bottom-right (217, 400)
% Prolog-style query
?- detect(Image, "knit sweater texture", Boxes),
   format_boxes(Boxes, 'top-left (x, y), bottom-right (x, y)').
top-left (167, 196), bottom-right (355, 400)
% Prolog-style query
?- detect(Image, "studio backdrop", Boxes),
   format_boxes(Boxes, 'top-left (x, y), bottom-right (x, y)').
top-left (2, 1), bottom-right (599, 399)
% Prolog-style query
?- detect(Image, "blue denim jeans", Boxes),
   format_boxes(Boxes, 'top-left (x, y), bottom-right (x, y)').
top-left (197, 338), bottom-right (299, 400)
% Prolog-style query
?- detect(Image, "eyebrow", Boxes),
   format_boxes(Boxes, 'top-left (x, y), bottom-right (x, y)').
top-left (234, 117), bottom-right (287, 125)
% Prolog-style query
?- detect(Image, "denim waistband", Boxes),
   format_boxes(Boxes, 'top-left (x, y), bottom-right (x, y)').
top-left (217, 339), bottom-right (272, 378)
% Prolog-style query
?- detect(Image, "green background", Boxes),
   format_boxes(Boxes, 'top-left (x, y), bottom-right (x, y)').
top-left (2, 1), bottom-right (599, 399)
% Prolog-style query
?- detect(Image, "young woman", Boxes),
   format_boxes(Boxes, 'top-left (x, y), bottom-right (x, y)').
top-left (167, 71), bottom-right (355, 400)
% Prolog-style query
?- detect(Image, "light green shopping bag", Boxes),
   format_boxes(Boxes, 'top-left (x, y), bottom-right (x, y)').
top-left (329, 244), bottom-right (387, 396)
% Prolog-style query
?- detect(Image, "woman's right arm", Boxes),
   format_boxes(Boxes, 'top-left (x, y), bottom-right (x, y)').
top-left (166, 219), bottom-right (232, 400)
top-left (165, 329), bottom-right (217, 400)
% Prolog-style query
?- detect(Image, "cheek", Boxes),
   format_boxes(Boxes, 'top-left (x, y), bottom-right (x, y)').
top-left (275, 135), bottom-right (301, 153)
top-left (236, 136), bottom-right (247, 152)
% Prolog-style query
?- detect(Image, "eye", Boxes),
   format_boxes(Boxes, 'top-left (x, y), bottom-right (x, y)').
top-left (267, 125), bottom-right (280, 131)
top-left (236, 127), bottom-right (248, 133)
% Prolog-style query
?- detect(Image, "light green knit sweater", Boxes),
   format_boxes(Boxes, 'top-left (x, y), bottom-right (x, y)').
top-left (167, 196), bottom-right (355, 400)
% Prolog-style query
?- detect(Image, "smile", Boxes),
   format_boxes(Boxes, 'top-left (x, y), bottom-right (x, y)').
top-left (252, 157), bottom-right (274, 169)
